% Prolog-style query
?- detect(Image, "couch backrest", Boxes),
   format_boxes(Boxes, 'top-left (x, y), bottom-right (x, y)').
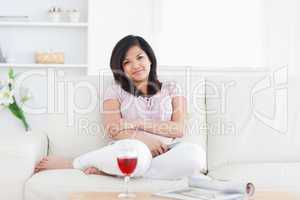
top-left (6, 67), bottom-right (299, 173)
top-left (205, 66), bottom-right (300, 172)
top-left (45, 75), bottom-right (110, 159)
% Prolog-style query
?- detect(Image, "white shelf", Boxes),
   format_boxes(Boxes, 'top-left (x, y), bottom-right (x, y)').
top-left (0, 63), bottom-right (88, 68)
top-left (0, 0), bottom-right (88, 72)
top-left (0, 21), bottom-right (88, 28)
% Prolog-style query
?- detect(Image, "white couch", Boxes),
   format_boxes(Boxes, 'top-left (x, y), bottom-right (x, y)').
top-left (1, 67), bottom-right (299, 200)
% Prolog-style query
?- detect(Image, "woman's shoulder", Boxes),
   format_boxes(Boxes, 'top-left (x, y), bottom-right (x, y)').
top-left (161, 81), bottom-right (184, 97)
top-left (103, 83), bottom-right (124, 101)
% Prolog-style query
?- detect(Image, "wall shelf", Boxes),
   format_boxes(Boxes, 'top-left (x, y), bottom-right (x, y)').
top-left (0, 21), bottom-right (88, 28)
top-left (0, 0), bottom-right (88, 72)
top-left (0, 63), bottom-right (88, 68)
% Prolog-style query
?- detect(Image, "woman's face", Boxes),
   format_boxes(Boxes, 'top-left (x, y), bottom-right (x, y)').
top-left (122, 45), bottom-right (151, 83)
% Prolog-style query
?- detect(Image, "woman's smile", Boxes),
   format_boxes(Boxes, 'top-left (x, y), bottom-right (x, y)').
top-left (132, 68), bottom-right (145, 76)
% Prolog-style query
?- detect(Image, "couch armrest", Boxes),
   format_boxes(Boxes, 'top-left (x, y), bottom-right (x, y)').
top-left (0, 131), bottom-right (48, 200)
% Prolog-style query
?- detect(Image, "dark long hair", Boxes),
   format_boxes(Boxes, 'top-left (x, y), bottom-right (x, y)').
top-left (110, 35), bottom-right (162, 97)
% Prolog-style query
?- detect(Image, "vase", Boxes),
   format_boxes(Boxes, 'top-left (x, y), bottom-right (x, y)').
top-left (68, 11), bottom-right (80, 23)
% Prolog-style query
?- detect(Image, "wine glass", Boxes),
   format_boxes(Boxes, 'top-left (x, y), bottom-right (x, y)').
top-left (117, 144), bottom-right (138, 198)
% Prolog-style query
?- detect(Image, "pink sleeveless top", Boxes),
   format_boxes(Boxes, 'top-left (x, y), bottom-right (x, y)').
top-left (104, 81), bottom-right (183, 121)
top-left (103, 81), bottom-right (184, 144)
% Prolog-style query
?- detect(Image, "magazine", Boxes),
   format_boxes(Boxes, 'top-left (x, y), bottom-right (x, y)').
top-left (188, 176), bottom-right (255, 197)
top-left (154, 187), bottom-right (245, 200)
top-left (153, 175), bottom-right (255, 200)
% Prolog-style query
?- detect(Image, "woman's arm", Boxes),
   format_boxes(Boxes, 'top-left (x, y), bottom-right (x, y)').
top-left (114, 129), bottom-right (168, 157)
top-left (106, 127), bottom-right (168, 157)
top-left (136, 96), bottom-right (187, 138)
top-left (103, 99), bottom-right (168, 157)
top-left (103, 95), bottom-right (187, 139)
top-left (103, 99), bottom-right (137, 138)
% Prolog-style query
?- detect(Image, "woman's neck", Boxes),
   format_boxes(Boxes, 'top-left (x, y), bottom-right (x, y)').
top-left (134, 80), bottom-right (148, 95)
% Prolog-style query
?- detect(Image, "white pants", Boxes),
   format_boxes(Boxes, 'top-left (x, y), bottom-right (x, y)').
top-left (73, 139), bottom-right (206, 180)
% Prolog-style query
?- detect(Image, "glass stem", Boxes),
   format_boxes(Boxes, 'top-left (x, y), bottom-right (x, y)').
top-left (125, 176), bottom-right (130, 195)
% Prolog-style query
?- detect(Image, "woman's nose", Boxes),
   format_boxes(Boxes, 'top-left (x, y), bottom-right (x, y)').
top-left (131, 60), bottom-right (140, 69)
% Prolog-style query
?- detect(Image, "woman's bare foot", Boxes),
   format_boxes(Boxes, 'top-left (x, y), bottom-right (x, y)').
top-left (83, 167), bottom-right (117, 177)
top-left (83, 167), bottom-right (104, 175)
top-left (34, 156), bottom-right (73, 173)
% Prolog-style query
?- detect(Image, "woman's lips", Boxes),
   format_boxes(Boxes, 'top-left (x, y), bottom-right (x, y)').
top-left (132, 69), bottom-right (144, 76)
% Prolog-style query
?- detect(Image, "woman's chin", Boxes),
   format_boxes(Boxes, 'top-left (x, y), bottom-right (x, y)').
top-left (132, 75), bottom-right (148, 82)
top-left (133, 78), bottom-right (146, 83)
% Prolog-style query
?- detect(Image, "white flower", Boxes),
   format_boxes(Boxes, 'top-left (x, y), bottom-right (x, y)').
top-left (18, 87), bottom-right (33, 104)
top-left (0, 85), bottom-right (14, 106)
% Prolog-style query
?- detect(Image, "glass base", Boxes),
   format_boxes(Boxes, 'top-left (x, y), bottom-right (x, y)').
top-left (118, 192), bottom-right (136, 198)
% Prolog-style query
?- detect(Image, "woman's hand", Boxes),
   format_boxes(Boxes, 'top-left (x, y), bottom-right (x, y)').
top-left (119, 119), bottom-right (144, 131)
top-left (108, 128), bottom-right (168, 157)
top-left (131, 119), bottom-right (143, 129)
top-left (119, 119), bottom-right (138, 130)
top-left (135, 133), bottom-right (168, 157)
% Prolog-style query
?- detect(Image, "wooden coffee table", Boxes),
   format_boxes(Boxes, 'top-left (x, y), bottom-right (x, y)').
top-left (250, 191), bottom-right (299, 200)
top-left (70, 191), bottom-right (300, 200)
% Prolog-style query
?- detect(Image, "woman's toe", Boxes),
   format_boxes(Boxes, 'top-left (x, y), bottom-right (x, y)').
top-left (94, 170), bottom-right (103, 175)
top-left (84, 167), bottom-right (101, 175)
top-left (42, 157), bottom-right (49, 161)
top-left (83, 168), bottom-right (91, 174)
top-left (90, 168), bottom-right (98, 173)
top-left (34, 166), bottom-right (43, 173)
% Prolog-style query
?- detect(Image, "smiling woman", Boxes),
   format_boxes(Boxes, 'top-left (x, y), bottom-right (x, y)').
top-left (35, 35), bottom-right (207, 180)
top-left (122, 46), bottom-right (151, 83)
top-left (109, 35), bottom-right (161, 97)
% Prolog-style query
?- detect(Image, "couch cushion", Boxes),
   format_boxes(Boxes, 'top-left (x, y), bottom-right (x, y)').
top-left (208, 162), bottom-right (300, 192)
top-left (24, 170), bottom-right (187, 200)
top-left (46, 75), bottom-right (112, 159)
top-left (205, 67), bottom-right (300, 171)
top-left (0, 131), bottom-right (48, 200)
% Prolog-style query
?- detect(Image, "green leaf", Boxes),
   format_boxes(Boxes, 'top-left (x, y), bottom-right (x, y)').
top-left (6, 68), bottom-right (29, 131)
top-left (8, 102), bottom-right (29, 131)
top-left (8, 68), bottom-right (15, 80)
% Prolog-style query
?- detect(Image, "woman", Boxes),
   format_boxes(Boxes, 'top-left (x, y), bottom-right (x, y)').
top-left (35, 35), bottom-right (206, 179)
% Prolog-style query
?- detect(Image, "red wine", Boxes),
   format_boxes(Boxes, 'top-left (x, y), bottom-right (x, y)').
top-left (117, 157), bottom-right (138, 175)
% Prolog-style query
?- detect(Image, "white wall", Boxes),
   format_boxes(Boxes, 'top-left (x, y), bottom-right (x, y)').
top-left (155, 0), bottom-right (264, 67)
top-left (88, 0), bottom-right (300, 74)
top-left (88, 0), bottom-right (155, 74)
top-left (261, 0), bottom-right (300, 74)
top-left (88, 0), bottom-right (266, 69)
top-left (157, 0), bottom-right (300, 72)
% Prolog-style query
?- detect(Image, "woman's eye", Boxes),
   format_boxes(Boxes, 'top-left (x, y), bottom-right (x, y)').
top-left (123, 61), bottom-right (129, 65)
top-left (137, 56), bottom-right (144, 60)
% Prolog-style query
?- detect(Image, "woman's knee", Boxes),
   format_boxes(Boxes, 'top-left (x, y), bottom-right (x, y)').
top-left (178, 143), bottom-right (207, 172)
